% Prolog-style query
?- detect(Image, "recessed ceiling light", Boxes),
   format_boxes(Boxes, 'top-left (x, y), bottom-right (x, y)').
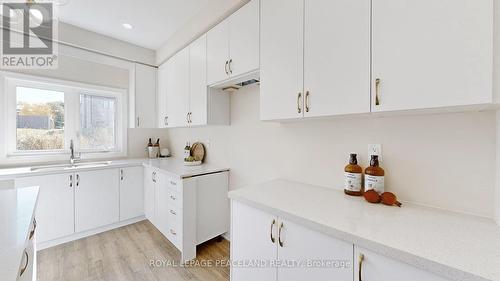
top-left (122, 23), bottom-right (133, 29)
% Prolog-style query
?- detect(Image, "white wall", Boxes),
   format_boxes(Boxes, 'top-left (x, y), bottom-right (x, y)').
top-left (165, 84), bottom-right (496, 218)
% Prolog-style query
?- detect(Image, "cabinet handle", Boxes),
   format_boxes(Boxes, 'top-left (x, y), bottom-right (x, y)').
top-left (224, 60), bottom-right (229, 75)
top-left (19, 250), bottom-right (28, 277)
top-left (305, 91), bottom-right (310, 113)
top-left (170, 195), bottom-right (176, 200)
top-left (76, 174), bottom-right (80, 187)
top-left (170, 210), bottom-right (176, 215)
top-left (164, 116), bottom-right (168, 126)
top-left (170, 181), bottom-right (177, 186)
top-left (229, 59), bottom-right (233, 74)
top-left (29, 218), bottom-right (36, 240)
top-left (270, 219), bottom-right (276, 243)
top-left (120, 169), bottom-right (124, 181)
top-left (375, 78), bottom-right (381, 106)
top-left (278, 222), bottom-right (284, 247)
top-left (69, 175), bottom-right (73, 187)
top-left (358, 254), bottom-right (365, 281)
top-left (136, 117), bottom-right (140, 127)
top-left (297, 92), bottom-right (302, 114)
top-left (189, 112), bottom-right (192, 123)
top-left (170, 229), bottom-right (177, 235)
top-left (152, 172), bottom-right (156, 183)
top-left (186, 112), bottom-right (190, 124)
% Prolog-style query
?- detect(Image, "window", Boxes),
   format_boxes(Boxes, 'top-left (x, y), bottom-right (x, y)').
top-left (5, 74), bottom-right (126, 158)
top-left (16, 87), bottom-right (65, 151)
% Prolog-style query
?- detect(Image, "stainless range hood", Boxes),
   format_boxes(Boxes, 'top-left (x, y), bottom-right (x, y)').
top-left (210, 70), bottom-right (260, 93)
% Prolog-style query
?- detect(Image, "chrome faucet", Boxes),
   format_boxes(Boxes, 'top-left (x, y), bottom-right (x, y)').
top-left (70, 140), bottom-right (81, 164)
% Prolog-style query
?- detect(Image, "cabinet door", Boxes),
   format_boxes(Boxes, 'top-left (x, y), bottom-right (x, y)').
top-left (119, 166), bottom-right (144, 221)
top-left (75, 169), bottom-right (119, 232)
top-left (165, 48), bottom-right (190, 127)
top-left (16, 173), bottom-right (74, 243)
top-left (260, 0), bottom-right (304, 120)
top-left (277, 219), bottom-right (353, 281)
top-left (154, 172), bottom-right (170, 236)
top-left (189, 34), bottom-right (208, 126)
top-left (207, 18), bottom-right (230, 85)
top-left (144, 167), bottom-right (156, 222)
top-left (354, 246), bottom-right (450, 281)
top-left (372, 0), bottom-right (492, 112)
top-left (157, 63), bottom-right (168, 128)
top-left (304, 0), bottom-right (370, 117)
top-left (228, 0), bottom-right (259, 78)
top-left (231, 201), bottom-right (277, 281)
top-left (135, 63), bottom-right (157, 128)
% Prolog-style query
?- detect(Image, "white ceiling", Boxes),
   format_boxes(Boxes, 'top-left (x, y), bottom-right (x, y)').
top-left (57, 0), bottom-right (210, 50)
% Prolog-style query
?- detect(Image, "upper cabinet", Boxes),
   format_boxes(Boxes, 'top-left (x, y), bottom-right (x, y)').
top-left (133, 63), bottom-right (157, 128)
top-left (157, 34), bottom-right (230, 128)
top-left (260, 0), bottom-right (371, 121)
top-left (371, 0), bottom-right (493, 112)
top-left (207, 0), bottom-right (259, 85)
top-left (260, 0), bottom-right (494, 121)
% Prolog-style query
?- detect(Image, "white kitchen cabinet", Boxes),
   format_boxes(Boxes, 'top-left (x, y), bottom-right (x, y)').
top-left (260, 0), bottom-right (304, 120)
top-left (133, 63), bottom-right (157, 128)
top-left (207, 0), bottom-right (259, 85)
top-left (119, 166), bottom-right (144, 221)
top-left (74, 169), bottom-right (120, 232)
top-left (189, 35), bottom-right (208, 126)
top-left (157, 63), bottom-right (168, 128)
top-left (159, 34), bottom-right (229, 128)
top-left (354, 246), bottom-right (450, 281)
top-left (144, 167), bottom-right (156, 223)
top-left (303, 0), bottom-right (370, 117)
top-left (15, 173), bottom-right (75, 243)
top-left (231, 201), bottom-right (277, 281)
top-left (154, 171), bottom-right (170, 236)
top-left (261, 0), bottom-right (370, 121)
top-left (231, 201), bottom-right (353, 281)
top-left (165, 47), bottom-right (190, 128)
top-left (371, 0), bottom-right (493, 112)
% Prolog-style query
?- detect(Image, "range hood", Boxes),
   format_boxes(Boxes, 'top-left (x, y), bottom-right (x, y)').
top-left (210, 70), bottom-right (260, 93)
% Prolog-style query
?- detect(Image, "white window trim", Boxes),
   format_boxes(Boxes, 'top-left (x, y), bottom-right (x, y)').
top-left (3, 72), bottom-right (128, 161)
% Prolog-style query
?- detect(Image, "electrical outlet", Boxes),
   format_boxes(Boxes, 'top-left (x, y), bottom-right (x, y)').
top-left (368, 144), bottom-right (382, 159)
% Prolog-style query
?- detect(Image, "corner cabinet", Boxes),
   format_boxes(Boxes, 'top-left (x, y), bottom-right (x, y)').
top-left (157, 34), bottom-right (229, 128)
top-left (207, 0), bottom-right (259, 85)
top-left (231, 201), bottom-right (353, 281)
top-left (260, 0), bottom-right (370, 121)
top-left (133, 63), bottom-right (157, 128)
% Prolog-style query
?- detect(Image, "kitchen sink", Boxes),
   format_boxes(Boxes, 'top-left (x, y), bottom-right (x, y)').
top-left (30, 161), bottom-right (112, 172)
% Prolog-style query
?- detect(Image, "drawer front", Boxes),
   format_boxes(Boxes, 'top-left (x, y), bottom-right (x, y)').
top-left (167, 206), bottom-right (182, 224)
top-left (167, 219), bottom-right (182, 250)
top-left (167, 188), bottom-right (182, 208)
top-left (167, 178), bottom-right (182, 193)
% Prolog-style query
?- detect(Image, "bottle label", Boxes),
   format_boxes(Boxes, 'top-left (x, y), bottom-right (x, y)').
top-left (365, 175), bottom-right (384, 193)
top-left (344, 172), bottom-right (362, 192)
top-left (184, 149), bottom-right (191, 158)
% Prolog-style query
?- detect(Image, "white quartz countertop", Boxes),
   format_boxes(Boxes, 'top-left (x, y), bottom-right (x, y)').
top-left (0, 182), bottom-right (39, 281)
top-left (143, 158), bottom-right (230, 179)
top-left (0, 158), bottom-right (229, 180)
top-left (228, 179), bottom-right (500, 281)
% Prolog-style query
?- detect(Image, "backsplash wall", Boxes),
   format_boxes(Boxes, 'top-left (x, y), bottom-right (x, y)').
top-left (164, 84), bottom-right (496, 218)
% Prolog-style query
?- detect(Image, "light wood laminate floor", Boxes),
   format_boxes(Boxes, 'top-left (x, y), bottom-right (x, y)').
top-left (37, 220), bottom-right (230, 281)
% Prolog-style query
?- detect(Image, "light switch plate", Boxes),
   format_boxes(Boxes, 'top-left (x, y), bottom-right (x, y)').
top-left (368, 144), bottom-right (382, 160)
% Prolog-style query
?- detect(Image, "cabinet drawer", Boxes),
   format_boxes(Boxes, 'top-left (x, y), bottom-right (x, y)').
top-left (167, 188), bottom-right (181, 208)
top-left (167, 219), bottom-right (182, 249)
top-left (167, 178), bottom-right (182, 193)
top-left (167, 207), bottom-right (182, 224)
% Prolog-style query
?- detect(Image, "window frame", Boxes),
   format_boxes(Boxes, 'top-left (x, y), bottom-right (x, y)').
top-left (4, 72), bottom-right (128, 160)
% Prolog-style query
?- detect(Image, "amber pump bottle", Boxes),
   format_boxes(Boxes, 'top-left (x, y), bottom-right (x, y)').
top-left (344, 154), bottom-right (363, 196)
top-left (364, 155), bottom-right (385, 194)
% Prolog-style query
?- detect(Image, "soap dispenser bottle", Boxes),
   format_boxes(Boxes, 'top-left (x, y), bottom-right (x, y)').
top-left (344, 153), bottom-right (363, 196)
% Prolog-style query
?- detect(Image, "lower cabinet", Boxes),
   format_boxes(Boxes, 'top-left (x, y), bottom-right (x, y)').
top-left (231, 201), bottom-right (352, 281)
top-left (119, 166), bottom-right (144, 221)
top-left (75, 169), bottom-right (120, 232)
top-left (144, 168), bottom-right (229, 261)
top-left (354, 246), bottom-right (450, 281)
top-left (15, 173), bottom-right (75, 244)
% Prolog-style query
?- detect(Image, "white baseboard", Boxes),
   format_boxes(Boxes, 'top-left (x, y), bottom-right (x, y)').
top-left (37, 216), bottom-right (146, 251)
